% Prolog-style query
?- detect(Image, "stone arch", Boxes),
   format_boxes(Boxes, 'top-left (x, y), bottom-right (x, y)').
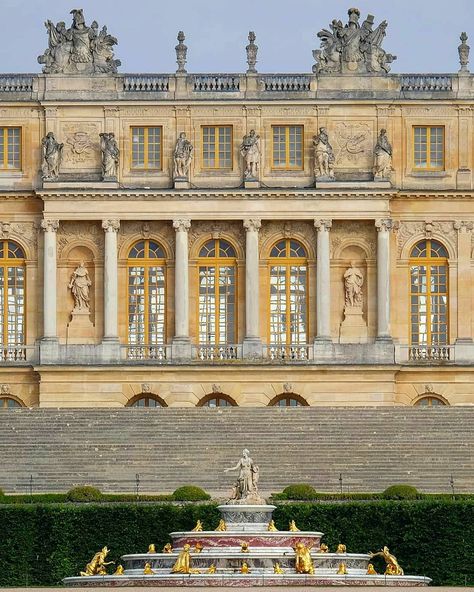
top-left (190, 234), bottom-right (244, 261)
top-left (260, 231), bottom-right (315, 261)
top-left (197, 393), bottom-right (238, 407)
top-left (126, 392), bottom-right (168, 407)
top-left (120, 235), bottom-right (174, 261)
top-left (333, 239), bottom-right (373, 260)
top-left (268, 393), bottom-right (309, 406)
top-left (0, 394), bottom-right (26, 408)
top-left (400, 234), bottom-right (455, 261)
top-left (412, 392), bottom-right (450, 406)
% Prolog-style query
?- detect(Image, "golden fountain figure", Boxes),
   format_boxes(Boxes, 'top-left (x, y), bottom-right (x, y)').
top-left (267, 520), bottom-right (278, 531)
top-left (215, 519), bottom-right (227, 531)
top-left (289, 520), bottom-right (300, 532)
top-left (370, 546), bottom-right (404, 576)
top-left (162, 543), bottom-right (173, 553)
top-left (171, 544), bottom-right (201, 574)
top-left (294, 542), bottom-right (314, 574)
top-left (192, 520), bottom-right (203, 532)
top-left (80, 547), bottom-right (114, 576)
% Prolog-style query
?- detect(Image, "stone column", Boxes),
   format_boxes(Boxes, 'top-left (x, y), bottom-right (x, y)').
top-left (41, 219), bottom-right (59, 340)
top-left (455, 222), bottom-right (473, 361)
top-left (314, 219), bottom-right (332, 341)
top-left (172, 219), bottom-right (191, 360)
top-left (102, 219), bottom-right (120, 341)
top-left (243, 219), bottom-right (262, 358)
top-left (375, 219), bottom-right (392, 341)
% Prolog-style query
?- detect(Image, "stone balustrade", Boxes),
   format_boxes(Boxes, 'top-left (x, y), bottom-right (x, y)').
top-left (0, 74), bottom-right (34, 93)
top-left (122, 74), bottom-right (170, 92)
top-left (192, 74), bottom-right (241, 92)
top-left (400, 74), bottom-right (454, 92)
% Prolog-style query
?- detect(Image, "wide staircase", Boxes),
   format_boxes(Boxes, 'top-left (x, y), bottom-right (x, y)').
top-left (0, 407), bottom-right (472, 494)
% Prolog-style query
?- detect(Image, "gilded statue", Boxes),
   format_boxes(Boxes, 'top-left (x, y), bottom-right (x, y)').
top-left (370, 546), bottom-right (404, 576)
top-left (344, 263), bottom-right (363, 308)
top-left (194, 542), bottom-right (203, 553)
top-left (162, 543), bottom-right (173, 553)
top-left (289, 520), bottom-right (300, 532)
top-left (192, 520), bottom-right (203, 532)
top-left (318, 544), bottom-right (329, 553)
top-left (367, 563), bottom-right (377, 575)
top-left (294, 542), bottom-right (314, 575)
top-left (171, 544), bottom-right (200, 574)
top-left (173, 132), bottom-right (193, 179)
top-left (41, 132), bottom-right (63, 181)
top-left (373, 129), bottom-right (393, 179)
top-left (337, 562), bottom-right (348, 575)
top-left (336, 543), bottom-right (347, 554)
top-left (241, 561), bottom-right (251, 574)
top-left (99, 132), bottom-right (119, 180)
top-left (313, 128), bottom-right (335, 180)
top-left (80, 547), bottom-right (114, 576)
top-left (68, 261), bottom-right (92, 312)
top-left (241, 541), bottom-right (249, 553)
top-left (240, 130), bottom-right (260, 179)
top-left (274, 562), bottom-right (284, 574)
top-left (143, 562), bottom-right (154, 575)
top-left (215, 519), bottom-right (227, 531)
top-left (267, 520), bottom-right (278, 532)
top-left (207, 564), bottom-right (216, 574)
top-left (113, 565), bottom-right (124, 576)
top-left (147, 544), bottom-right (156, 553)
top-left (224, 448), bottom-right (263, 504)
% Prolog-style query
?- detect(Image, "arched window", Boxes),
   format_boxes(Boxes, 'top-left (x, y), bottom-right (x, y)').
top-left (269, 393), bottom-right (309, 407)
top-left (197, 393), bottom-right (237, 407)
top-left (198, 239), bottom-right (237, 348)
top-left (410, 239), bottom-right (448, 350)
top-left (269, 239), bottom-right (308, 355)
top-left (0, 240), bottom-right (25, 356)
top-left (127, 240), bottom-right (167, 355)
top-left (0, 396), bottom-right (23, 409)
top-left (127, 393), bottom-right (167, 407)
top-left (414, 395), bottom-right (448, 407)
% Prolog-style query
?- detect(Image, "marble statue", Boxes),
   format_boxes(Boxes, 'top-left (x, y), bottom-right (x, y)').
top-left (344, 263), bottom-right (363, 308)
top-left (312, 9), bottom-right (396, 74)
top-left (313, 128), bottom-right (335, 180)
top-left (173, 132), bottom-right (193, 179)
top-left (246, 31), bottom-right (258, 73)
top-left (373, 129), bottom-right (393, 179)
top-left (68, 261), bottom-right (92, 312)
top-left (80, 547), bottom-right (114, 576)
top-left (38, 10), bottom-right (120, 74)
top-left (175, 31), bottom-right (187, 73)
top-left (99, 132), bottom-right (119, 180)
top-left (41, 132), bottom-right (63, 181)
top-left (459, 32), bottom-right (470, 71)
top-left (370, 546), bottom-right (404, 576)
top-left (224, 448), bottom-right (264, 503)
top-left (240, 130), bottom-right (260, 179)
top-left (294, 542), bottom-right (314, 574)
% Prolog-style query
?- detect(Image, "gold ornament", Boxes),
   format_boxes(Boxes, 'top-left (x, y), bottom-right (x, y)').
top-left (274, 562), bottom-right (284, 574)
top-left (147, 544), bottom-right (156, 553)
top-left (318, 543), bottom-right (329, 553)
top-left (267, 520), bottom-right (278, 532)
top-left (289, 520), bottom-right (300, 532)
top-left (113, 565), bottom-right (124, 576)
top-left (367, 563), bottom-right (377, 575)
top-left (80, 547), bottom-right (114, 577)
top-left (207, 564), bottom-right (217, 574)
top-left (337, 562), bottom-right (348, 575)
top-left (241, 541), bottom-right (250, 553)
top-left (294, 542), bottom-right (314, 575)
top-left (162, 543), bottom-right (173, 553)
top-left (143, 562), bottom-right (154, 575)
top-left (194, 542), bottom-right (203, 553)
top-left (192, 520), bottom-right (203, 532)
top-left (370, 546), bottom-right (404, 576)
top-left (241, 561), bottom-right (251, 574)
top-left (215, 519), bottom-right (227, 531)
top-left (171, 544), bottom-right (201, 574)
top-left (336, 543), bottom-right (347, 554)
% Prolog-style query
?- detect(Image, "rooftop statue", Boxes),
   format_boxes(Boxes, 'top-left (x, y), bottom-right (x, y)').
top-left (38, 9), bottom-right (121, 74)
top-left (312, 8), bottom-right (396, 75)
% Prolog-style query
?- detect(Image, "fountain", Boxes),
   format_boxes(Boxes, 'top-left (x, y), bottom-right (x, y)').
top-left (63, 449), bottom-right (431, 587)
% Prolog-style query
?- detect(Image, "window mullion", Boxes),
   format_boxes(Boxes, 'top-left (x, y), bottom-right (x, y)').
top-left (3, 129), bottom-right (6, 169)
top-left (144, 128), bottom-right (149, 169)
top-left (215, 128), bottom-right (220, 169)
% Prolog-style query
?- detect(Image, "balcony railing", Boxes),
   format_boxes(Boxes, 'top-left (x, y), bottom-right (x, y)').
top-left (264, 344), bottom-right (312, 362)
top-left (0, 74), bottom-right (34, 92)
top-left (259, 74), bottom-right (312, 92)
top-left (0, 345), bottom-right (36, 363)
top-left (192, 74), bottom-right (241, 92)
top-left (395, 345), bottom-right (454, 363)
top-left (400, 74), bottom-right (453, 92)
top-left (193, 344), bottom-right (242, 361)
top-left (122, 344), bottom-right (169, 362)
top-left (122, 75), bottom-right (170, 92)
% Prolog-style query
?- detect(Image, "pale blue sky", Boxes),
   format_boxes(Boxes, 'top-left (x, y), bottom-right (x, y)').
top-left (1, 0), bottom-right (473, 73)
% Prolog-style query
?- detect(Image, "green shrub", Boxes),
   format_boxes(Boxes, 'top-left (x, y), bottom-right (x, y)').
top-left (281, 483), bottom-right (318, 500)
top-left (0, 488), bottom-right (4, 497)
top-left (172, 485), bottom-right (210, 501)
top-left (66, 486), bottom-right (103, 503)
top-left (382, 484), bottom-right (419, 500)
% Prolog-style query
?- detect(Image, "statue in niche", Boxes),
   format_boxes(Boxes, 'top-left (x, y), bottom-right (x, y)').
top-left (173, 132), bottom-right (193, 179)
top-left (224, 448), bottom-right (264, 504)
top-left (313, 127), bottom-right (335, 180)
top-left (38, 9), bottom-right (120, 74)
top-left (240, 130), bottom-right (260, 179)
top-left (41, 132), bottom-right (63, 181)
top-left (373, 129), bottom-right (393, 179)
top-left (344, 263), bottom-right (364, 308)
top-left (68, 261), bottom-right (92, 312)
top-left (312, 9), bottom-right (396, 74)
top-left (99, 132), bottom-right (119, 180)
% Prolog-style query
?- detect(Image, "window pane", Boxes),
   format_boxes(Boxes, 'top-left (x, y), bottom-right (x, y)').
top-left (131, 127), bottom-right (161, 170)
top-left (272, 126), bottom-right (303, 169)
top-left (202, 126), bottom-right (232, 169)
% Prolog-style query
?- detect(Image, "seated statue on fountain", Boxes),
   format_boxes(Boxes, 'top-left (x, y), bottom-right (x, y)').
top-left (224, 448), bottom-right (266, 505)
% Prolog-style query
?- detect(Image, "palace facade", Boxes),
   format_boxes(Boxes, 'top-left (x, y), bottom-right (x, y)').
top-left (1, 10), bottom-right (474, 409)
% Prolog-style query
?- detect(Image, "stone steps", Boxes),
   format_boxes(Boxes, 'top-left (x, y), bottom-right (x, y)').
top-left (0, 407), bottom-right (473, 494)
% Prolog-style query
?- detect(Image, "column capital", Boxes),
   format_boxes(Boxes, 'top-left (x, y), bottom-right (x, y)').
top-left (173, 218), bottom-right (191, 232)
top-left (375, 218), bottom-right (394, 232)
top-left (314, 219), bottom-right (332, 231)
top-left (102, 219), bottom-right (120, 233)
top-left (40, 219), bottom-right (59, 233)
top-left (243, 218), bottom-right (261, 232)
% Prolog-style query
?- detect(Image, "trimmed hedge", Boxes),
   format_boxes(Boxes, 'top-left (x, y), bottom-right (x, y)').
top-left (382, 484), bottom-right (419, 500)
top-left (66, 486), bottom-right (103, 503)
top-left (281, 483), bottom-right (318, 500)
top-left (0, 501), bottom-right (472, 586)
top-left (172, 485), bottom-right (210, 501)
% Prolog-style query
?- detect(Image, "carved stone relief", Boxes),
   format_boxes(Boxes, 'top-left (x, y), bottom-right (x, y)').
top-left (61, 123), bottom-right (100, 170)
top-left (259, 221), bottom-right (315, 254)
top-left (57, 222), bottom-right (103, 258)
top-left (0, 221), bottom-right (38, 251)
top-left (333, 122), bottom-right (373, 169)
top-left (395, 221), bottom-right (457, 257)
top-left (330, 221), bottom-right (376, 258)
top-left (188, 221), bottom-right (244, 252)
top-left (118, 221), bottom-right (175, 255)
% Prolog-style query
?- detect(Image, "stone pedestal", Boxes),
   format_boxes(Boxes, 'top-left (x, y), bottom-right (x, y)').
top-left (244, 178), bottom-right (260, 189)
top-left (339, 306), bottom-right (368, 344)
top-left (67, 309), bottom-right (94, 344)
top-left (174, 178), bottom-right (190, 190)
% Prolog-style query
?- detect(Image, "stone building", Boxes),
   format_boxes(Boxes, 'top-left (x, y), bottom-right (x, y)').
top-left (1, 9), bottom-right (474, 411)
